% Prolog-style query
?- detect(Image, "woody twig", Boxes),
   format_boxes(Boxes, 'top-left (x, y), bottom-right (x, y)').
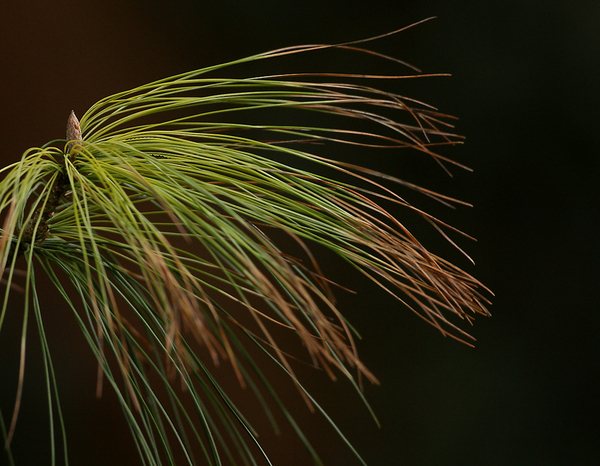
top-left (19, 111), bottom-right (81, 247)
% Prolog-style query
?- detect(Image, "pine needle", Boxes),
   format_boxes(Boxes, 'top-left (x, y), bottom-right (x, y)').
top-left (0, 21), bottom-right (490, 465)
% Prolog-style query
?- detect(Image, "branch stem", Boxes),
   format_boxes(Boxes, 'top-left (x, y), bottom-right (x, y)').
top-left (19, 111), bottom-right (81, 249)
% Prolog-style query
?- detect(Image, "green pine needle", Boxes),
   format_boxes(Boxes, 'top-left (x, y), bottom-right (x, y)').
top-left (0, 21), bottom-right (490, 466)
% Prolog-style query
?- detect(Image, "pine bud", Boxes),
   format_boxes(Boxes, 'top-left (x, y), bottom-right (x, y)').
top-left (66, 110), bottom-right (82, 155)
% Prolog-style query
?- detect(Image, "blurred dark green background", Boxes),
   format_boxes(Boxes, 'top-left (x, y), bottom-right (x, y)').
top-left (1, 1), bottom-right (598, 465)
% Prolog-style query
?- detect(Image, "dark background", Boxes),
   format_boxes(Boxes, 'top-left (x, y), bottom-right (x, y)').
top-left (1, 1), bottom-right (598, 465)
